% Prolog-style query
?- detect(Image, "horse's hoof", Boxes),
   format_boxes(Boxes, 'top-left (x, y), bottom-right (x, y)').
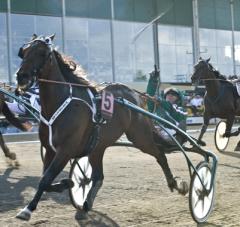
top-left (16, 207), bottom-right (32, 221)
top-left (168, 178), bottom-right (177, 192)
top-left (177, 180), bottom-right (189, 195)
top-left (83, 201), bottom-right (91, 212)
top-left (198, 140), bottom-right (206, 146)
top-left (14, 160), bottom-right (20, 169)
top-left (7, 152), bottom-right (16, 160)
top-left (61, 179), bottom-right (74, 189)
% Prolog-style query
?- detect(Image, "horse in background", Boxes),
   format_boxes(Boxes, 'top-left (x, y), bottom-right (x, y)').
top-left (15, 34), bottom-right (188, 220)
top-left (191, 58), bottom-right (240, 151)
top-left (0, 93), bottom-right (31, 164)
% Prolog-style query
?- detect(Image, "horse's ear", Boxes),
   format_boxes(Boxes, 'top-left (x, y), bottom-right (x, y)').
top-left (49, 34), bottom-right (55, 41)
top-left (31, 34), bottom-right (38, 41)
top-left (206, 57), bottom-right (211, 63)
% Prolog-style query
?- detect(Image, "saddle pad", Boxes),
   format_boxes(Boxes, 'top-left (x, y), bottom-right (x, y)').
top-left (101, 90), bottom-right (114, 120)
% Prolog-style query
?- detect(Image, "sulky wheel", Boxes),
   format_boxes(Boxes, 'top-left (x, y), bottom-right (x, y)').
top-left (189, 161), bottom-right (215, 223)
top-left (69, 156), bottom-right (93, 210)
top-left (214, 120), bottom-right (229, 152)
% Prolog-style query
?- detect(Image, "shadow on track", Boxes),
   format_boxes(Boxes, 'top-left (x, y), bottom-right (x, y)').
top-left (219, 151), bottom-right (240, 159)
top-left (75, 210), bottom-right (120, 227)
top-left (197, 222), bottom-right (223, 227)
top-left (0, 167), bottom-right (70, 213)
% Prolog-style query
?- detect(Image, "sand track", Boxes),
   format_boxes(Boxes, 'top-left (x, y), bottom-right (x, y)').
top-left (0, 131), bottom-right (240, 226)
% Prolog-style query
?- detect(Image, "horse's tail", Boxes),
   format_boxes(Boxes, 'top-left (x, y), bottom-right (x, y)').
top-left (2, 102), bottom-right (28, 131)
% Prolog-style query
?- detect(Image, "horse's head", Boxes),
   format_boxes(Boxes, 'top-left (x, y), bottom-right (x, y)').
top-left (16, 34), bottom-right (55, 92)
top-left (191, 57), bottom-right (213, 84)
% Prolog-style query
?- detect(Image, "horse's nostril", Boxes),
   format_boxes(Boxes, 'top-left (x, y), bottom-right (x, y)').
top-left (16, 72), bottom-right (29, 86)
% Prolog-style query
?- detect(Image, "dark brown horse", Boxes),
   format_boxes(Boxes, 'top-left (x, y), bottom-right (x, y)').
top-left (15, 34), bottom-right (188, 221)
top-left (0, 93), bottom-right (30, 162)
top-left (191, 58), bottom-right (240, 150)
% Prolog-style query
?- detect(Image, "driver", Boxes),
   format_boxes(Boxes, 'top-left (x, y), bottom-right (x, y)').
top-left (146, 69), bottom-right (187, 145)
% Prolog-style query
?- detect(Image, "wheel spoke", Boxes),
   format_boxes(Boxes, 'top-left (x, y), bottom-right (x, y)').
top-left (194, 187), bottom-right (201, 197)
top-left (194, 198), bottom-right (201, 208)
top-left (82, 184), bottom-right (86, 199)
top-left (77, 161), bottom-right (89, 181)
top-left (202, 196), bottom-right (205, 214)
top-left (73, 172), bottom-right (81, 184)
top-left (70, 157), bottom-right (93, 208)
top-left (86, 161), bottom-right (90, 171)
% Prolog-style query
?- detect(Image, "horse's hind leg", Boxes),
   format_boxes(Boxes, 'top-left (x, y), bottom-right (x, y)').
top-left (126, 123), bottom-right (188, 195)
top-left (224, 115), bottom-right (239, 137)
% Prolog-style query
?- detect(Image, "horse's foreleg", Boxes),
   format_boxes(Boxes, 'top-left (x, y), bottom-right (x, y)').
top-left (43, 146), bottom-right (56, 173)
top-left (16, 152), bottom-right (69, 221)
top-left (0, 133), bottom-right (16, 160)
top-left (83, 148), bottom-right (105, 212)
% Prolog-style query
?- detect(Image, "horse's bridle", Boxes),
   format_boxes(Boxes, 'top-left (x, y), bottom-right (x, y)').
top-left (18, 37), bottom-right (53, 89)
top-left (192, 61), bottom-right (221, 85)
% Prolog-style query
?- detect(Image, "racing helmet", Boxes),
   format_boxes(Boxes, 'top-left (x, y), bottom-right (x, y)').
top-left (163, 87), bottom-right (183, 105)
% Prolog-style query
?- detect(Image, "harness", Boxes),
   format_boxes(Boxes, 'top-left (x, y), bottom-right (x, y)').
top-left (19, 36), bottom-right (102, 153)
top-left (40, 85), bottom-right (97, 152)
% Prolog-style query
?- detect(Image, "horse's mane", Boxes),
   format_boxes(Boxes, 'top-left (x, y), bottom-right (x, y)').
top-left (213, 70), bottom-right (227, 81)
top-left (208, 63), bottom-right (227, 82)
top-left (53, 50), bottom-right (97, 88)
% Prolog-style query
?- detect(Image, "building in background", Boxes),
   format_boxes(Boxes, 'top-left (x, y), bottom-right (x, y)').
top-left (0, 0), bottom-right (240, 90)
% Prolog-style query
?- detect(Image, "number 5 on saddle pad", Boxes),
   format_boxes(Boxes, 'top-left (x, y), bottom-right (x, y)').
top-left (101, 90), bottom-right (114, 120)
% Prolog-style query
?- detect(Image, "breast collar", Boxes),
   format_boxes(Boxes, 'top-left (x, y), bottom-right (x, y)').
top-left (40, 85), bottom-right (96, 152)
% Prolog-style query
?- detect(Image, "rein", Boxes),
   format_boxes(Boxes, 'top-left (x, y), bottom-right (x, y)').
top-left (38, 78), bottom-right (94, 88)
top-left (133, 88), bottom-right (160, 104)
top-left (39, 78), bottom-right (160, 104)
top-left (201, 78), bottom-right (229, 82)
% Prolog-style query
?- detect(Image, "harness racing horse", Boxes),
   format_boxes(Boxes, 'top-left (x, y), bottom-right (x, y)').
top-left (0, 93), bottom-right (30, 162)
top-left (191, 58), bottom-right (240, 151)
top-left (15, 34), bottom-right (188, 221)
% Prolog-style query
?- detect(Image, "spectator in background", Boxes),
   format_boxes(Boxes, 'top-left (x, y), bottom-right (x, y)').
top-left (190, 94), bottom-right (203, 116)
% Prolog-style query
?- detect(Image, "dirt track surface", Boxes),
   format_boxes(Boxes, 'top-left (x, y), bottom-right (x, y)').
top-left (1, 131), bottom-right (240, 227)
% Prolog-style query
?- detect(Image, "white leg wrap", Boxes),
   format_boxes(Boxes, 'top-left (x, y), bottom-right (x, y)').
top-left (21, 206), bottom-right (32, 215)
